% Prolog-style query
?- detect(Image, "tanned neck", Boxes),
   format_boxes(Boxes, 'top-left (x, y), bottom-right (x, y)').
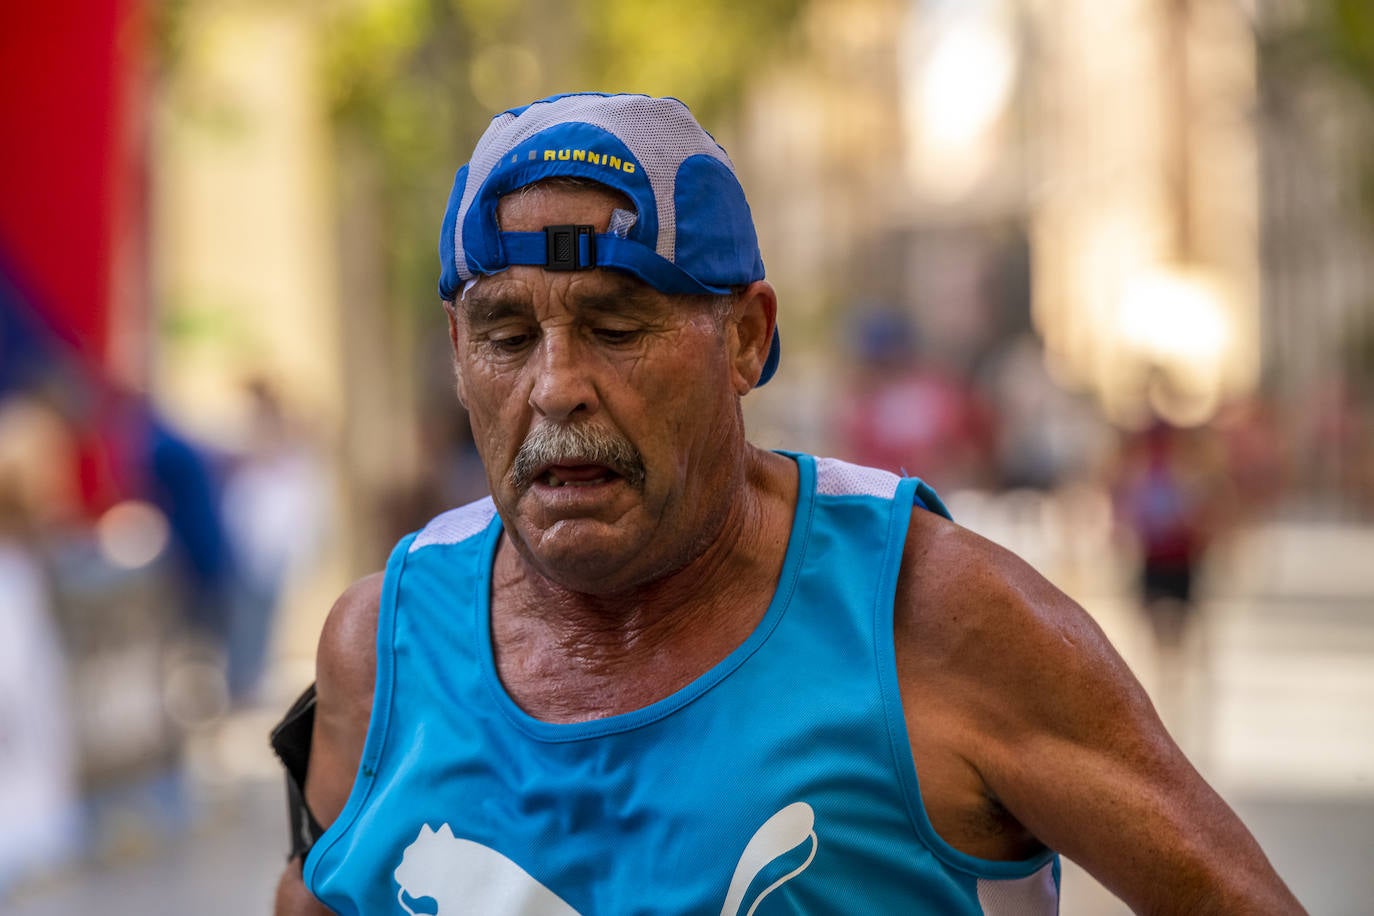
top-left (491, 446), bottom-right (796, 722)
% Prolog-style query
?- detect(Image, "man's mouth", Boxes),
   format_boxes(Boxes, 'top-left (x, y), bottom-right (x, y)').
top-left (509, 423), bottom-right (647, 492)
top-left (536, 464), bottom-right (623, 488)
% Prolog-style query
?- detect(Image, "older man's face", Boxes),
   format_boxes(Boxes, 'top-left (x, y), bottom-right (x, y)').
top-left (450, 184), bottom-right (746, 594)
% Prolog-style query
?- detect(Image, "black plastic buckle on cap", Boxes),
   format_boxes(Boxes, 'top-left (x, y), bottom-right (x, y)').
top-left (544, 224), bottom-right (597, 271)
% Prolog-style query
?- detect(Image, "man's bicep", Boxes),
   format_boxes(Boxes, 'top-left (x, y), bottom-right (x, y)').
top-left (897, 515), bottom-right (1300, 912)
top-left (970, 589), bottom-right (1301, 913)
top-left (980, 644), bottom-right (1210, 904)
top-left (304, 573), bottom-right (383, 830)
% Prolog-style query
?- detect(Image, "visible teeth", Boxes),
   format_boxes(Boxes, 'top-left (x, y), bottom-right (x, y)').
top-left (540, 473), bottom-right (610, 488)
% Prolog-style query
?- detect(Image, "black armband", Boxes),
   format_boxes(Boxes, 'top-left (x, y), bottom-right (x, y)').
top-left (270, 682), bottom-right (325, 861)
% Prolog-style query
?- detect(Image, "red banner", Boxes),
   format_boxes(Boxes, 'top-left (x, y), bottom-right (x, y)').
top-left (0, 0), bottom-right (145, 367)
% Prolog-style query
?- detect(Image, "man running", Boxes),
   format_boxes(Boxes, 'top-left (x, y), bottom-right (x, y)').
top-left (273, 92), bottom-right (1303, 915)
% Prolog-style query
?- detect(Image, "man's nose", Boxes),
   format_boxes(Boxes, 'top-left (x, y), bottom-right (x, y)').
top-left (528, 332), bottom-right (599, 421)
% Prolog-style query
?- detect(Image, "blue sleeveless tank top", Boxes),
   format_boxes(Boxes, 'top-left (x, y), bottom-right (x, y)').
top-left (304, 453), bottom-right (1060, 914)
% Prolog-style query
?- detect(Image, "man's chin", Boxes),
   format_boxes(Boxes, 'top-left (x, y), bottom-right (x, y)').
top-left (511, 514), bottom-right (652, 594)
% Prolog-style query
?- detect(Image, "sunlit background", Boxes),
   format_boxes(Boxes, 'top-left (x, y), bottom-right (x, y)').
top-left (2, 0), bottom-right (1373, 913)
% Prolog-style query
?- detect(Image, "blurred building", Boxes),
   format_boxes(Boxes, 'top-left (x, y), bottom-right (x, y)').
top-left (1254, 1), bottom-right (1374, 517)
top-left (732, 0), bottom-right (1372, 517)
top-left (737, 0), bottom-right (1043, 468)
top-left (1024, 0), bottom-right (1260, 431)
top-left (742, 0), bottom-right (1254, 413)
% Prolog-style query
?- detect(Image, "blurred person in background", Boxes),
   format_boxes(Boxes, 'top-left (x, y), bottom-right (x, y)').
top-left (982, 332), bottom-right (1112, 493)
top-left (4, 368), bottom-right (239, 855)
top-left (1109, 418), bottom-right (1234, 748)
top-left (222, 378), bottom-right (331, 705)
top-left (1111, 420), bottom-right (1230, 653)
top-left (0, 398), bottom-right (80, 898)
top-left (122, 388), bottom-right (239, 653)
top-left (273, 93), bottom-right (1303, 915)
top-left (837, 305), bottom-right (996, 491)
top-left (37, 375), bottom-right (240, 654)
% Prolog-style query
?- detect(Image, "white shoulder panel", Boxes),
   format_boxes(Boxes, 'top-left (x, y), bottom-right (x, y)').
top-left (814, 457), bottom-right (901, 500)
top-left (409, 497), bottom-right (497, 552)
top-left (975, 861), bottom-right (1058, 914)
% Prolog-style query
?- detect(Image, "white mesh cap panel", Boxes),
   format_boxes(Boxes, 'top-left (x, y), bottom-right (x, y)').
top-left (410, 497), bottom-right (497, 552)
top-left (453, 94), bottom-right (736, 279)
top-left (815, 457), bottom-right (901, 500)
top-left (975, 862), bottom-right (1058, 915)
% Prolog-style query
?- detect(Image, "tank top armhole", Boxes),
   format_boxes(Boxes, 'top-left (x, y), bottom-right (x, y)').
top-left (912, 477), bottom-right (952, 520)
top-left (302, 530), bottom-right (416, 895)
top-left (874, 479), bottom-right (1057, 882)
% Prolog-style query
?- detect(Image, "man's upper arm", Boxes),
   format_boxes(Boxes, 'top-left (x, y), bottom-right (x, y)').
top-left (271, 573), bottom-right (382, 916)
top-left (306, 572), bottom-right (383, 828)
top-left (895, 511), bottom-right (1303, 914)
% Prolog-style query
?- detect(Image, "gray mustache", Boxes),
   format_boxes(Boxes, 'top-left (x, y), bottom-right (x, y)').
top-left (509, 423), bottom-right (646, 490)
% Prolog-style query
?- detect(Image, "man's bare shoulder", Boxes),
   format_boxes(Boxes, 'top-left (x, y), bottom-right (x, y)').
top-left (894, 505), bottom-right (1159, 763)
top-left (894, 507), bottom-right (1112, 677)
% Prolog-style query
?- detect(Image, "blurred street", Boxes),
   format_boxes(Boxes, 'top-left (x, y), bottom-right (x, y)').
top-left (5, 513), bottom-right (1371, 916)
top-left (4, 776), bottom-right (285, 916)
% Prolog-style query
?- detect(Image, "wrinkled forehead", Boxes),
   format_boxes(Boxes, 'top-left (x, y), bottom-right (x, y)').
top-left (496, 180), bottom-right (633, 234)
top-left (460, 265), bottom-right (666, 319)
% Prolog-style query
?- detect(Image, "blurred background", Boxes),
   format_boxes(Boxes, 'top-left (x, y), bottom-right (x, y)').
top-left (2, 0), bottom-right (1372, 912)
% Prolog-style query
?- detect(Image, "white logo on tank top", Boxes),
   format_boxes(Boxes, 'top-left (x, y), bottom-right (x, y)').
top-left (392, 802), bottom-right (818, 915)
top-left (718, 801), bottom-right (818, 916)
top-left (393, 823), bottom-right (578, 916)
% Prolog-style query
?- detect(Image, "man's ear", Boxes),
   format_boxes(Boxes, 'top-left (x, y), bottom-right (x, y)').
top-left (728, 280), bottom-right (778, 394)
top-left (444, 301), bottom-right (469, 408)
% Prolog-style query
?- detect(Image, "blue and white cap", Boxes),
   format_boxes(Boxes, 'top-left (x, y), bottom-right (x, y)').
top-left (438, 92), bottom-right (780, 385)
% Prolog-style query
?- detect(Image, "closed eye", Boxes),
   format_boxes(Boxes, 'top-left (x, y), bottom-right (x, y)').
top-left (592, 327), bottom-right (642, 345)
top-left (488, 332), bottom-right (535, 352)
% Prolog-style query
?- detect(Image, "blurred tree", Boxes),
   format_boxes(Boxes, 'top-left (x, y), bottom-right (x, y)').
top-left (1316, 0), bottom-right (1374, 96)
top-left (574, 0), bottom-right (807, 125)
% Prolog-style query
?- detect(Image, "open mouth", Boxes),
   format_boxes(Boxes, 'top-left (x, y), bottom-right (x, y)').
top-left (536, 464), bottom-right (623, 489)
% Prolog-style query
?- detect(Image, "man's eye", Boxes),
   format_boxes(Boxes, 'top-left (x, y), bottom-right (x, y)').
top-left (489, 333), bottom-right (533, 351)
top-left (594, 327), bottom-right (640, 345)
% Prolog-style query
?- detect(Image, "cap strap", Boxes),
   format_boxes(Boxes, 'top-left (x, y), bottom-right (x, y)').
top-left (500, 231), bottom-right (732, 296)
top-left (547, 224), bottom-right (596, 270)
top-left (502, 229), bottom-right (598, 271)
